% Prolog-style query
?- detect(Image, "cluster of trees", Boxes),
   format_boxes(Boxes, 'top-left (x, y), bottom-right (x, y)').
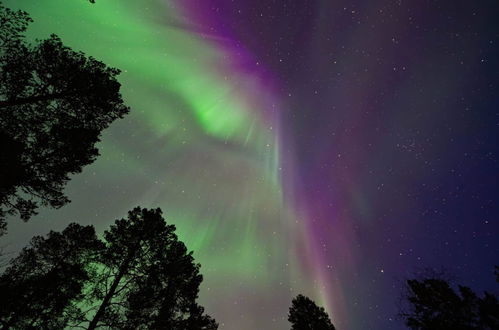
top-left (290, 269), bottom-right (499, 330)
top-left (0, 207), bottom-right (218, 329)
top-left (0, 206), bottom-right (336, 330)
top-left (0, 1), bottom-right (129, 231)
top-left (400, 269), bottom-right (499, 330)
top-left (0, 209), bottom-right (497, 330)
top-left (0, 2), bottom-right (497, 329)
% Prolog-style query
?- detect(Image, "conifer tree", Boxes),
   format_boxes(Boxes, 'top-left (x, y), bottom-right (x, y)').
top-left (288, 294), bottom-right (336, 330)
top-left (0, 2), bottom-right (129, 231)
top-left (0, 207), bottom-right (218, 329)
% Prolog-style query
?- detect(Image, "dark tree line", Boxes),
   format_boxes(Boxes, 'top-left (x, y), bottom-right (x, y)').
top-left (2, 211), bottom-right (497, 330)
top-left (286, 271), bottom-right (498, 330)
top-left (0, 2), bottom-right (129, 233)
top-left (0, 204), bottom-right (337, 330)
top-left (400, 268), bottom-right (499, 330)
top-left (0, 207), bottom-right (218, 330)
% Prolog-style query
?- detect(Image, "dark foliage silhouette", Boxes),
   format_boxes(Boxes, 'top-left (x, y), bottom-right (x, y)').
top-left (0, 207), bottom-right (218, 330)
top-left (85, 207), bottom-right (217, 330)
top-left (0, 223), bottom-right (101, 329)
top-left (288, 294), bottom-right (336, 330)
top-left (0, 2), bottom-right (129, 231)
top-left (400, 269), bottom-right (499, 330)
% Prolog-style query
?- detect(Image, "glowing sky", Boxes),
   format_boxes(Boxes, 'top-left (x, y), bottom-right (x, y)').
top-left (3, 1), bottom-right (499, 329)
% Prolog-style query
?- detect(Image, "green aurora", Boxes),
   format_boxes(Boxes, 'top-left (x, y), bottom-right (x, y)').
top-left (2, 1), bottom-right (331, 329)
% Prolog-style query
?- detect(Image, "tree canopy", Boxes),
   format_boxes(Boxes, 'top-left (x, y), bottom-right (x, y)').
top-left (0, 2), bottom-right (129, 232)
top-left (0, 207), bottom-right (217, 330)
top-left (0, 223), bottom-right (101, 329)
top-left (400, 270), bottom-right (499, 330)
top-left (288, 294), bottom-right (336, 330)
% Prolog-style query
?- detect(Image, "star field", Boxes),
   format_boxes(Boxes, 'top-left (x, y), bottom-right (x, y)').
top-left (3, 1), bottom-right (498, 329)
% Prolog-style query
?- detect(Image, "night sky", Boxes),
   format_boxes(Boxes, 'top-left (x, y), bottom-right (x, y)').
top-left (3, 1), bottom-right (499, 329)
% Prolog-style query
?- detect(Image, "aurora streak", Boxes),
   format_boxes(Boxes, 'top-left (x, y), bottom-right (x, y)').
top-left (4, 1), bottom-right (499, 330)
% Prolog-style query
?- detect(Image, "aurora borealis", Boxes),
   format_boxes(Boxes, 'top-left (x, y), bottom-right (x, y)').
top-left (3, 1), bottom-right (499, 329)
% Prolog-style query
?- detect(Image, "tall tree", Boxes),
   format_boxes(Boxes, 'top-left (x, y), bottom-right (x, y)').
top-left (0, 207), bottom-right (218, 330)
top-left (400, 270), bottom-right (499, 330)
top-left (288, 294), bottom-right (336, 330)
top-left (0, 2), bottom-right (129, 231)
top-left (0, 223), bottom-right (102, 329)
top-left (85, 207), bottom-right (217, 330)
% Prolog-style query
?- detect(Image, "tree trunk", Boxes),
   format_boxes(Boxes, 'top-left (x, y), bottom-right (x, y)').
top-left (0, 92), bottom-right (70, 108)
top-left (87, 252), bottom-right (134, 330)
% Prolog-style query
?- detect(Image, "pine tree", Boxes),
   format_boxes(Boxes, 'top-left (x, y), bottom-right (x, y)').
top-left (0, 2), bottom-right (129, 230)
top-left (400, 271), bottom-right (499, 330)
top-left (288, 294), bottom-right (336, 330)
top-left (0, 224), bottom-right (102, 329)
top-left (0, 207), bottom-right (218, 330)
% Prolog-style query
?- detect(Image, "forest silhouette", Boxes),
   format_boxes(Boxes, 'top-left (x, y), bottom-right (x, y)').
top-left (0, 2), bottom-right (497, 329)
top-left (0, 1), bottom-right (129, 232)
top-left (0, 207), bottom-right (218, 329)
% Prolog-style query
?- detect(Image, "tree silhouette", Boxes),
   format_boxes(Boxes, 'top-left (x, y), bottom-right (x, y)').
top-left (400, 269), bottom-right (499, 330)
top-left (0, 223), bottom-right (102, 329)
top-left (288, 294), bottom-right (336, 330)
top-left (0, 207), bottom-right (218, 330)
top-left (0, 3), bottom-right (129, 231)
top-left (85, 207), bottom-right (217, 330)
